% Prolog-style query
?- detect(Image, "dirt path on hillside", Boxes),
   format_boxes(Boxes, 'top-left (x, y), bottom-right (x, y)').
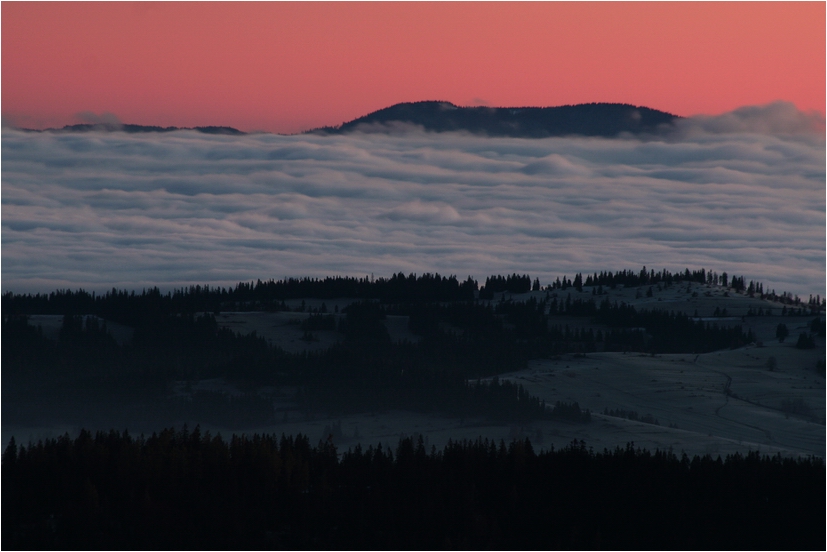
top-left (709, 367), bottom-right (774, 443)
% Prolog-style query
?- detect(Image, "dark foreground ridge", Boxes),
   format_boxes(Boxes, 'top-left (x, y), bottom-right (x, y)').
top-left (312, 100), bottom-right (680, 137)
top-left (3, 429), bottom-right (823, 550)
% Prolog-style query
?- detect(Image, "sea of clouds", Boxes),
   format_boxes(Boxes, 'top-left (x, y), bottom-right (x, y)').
top-left (2, 102), bottom-right (824, 297)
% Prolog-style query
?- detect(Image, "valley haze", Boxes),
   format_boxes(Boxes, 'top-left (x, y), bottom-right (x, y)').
top-left (2, 101), bottom-right (824, 298)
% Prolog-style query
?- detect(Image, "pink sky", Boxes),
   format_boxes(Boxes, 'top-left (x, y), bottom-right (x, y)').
top-left (3, 2), bottom-right (824, 134)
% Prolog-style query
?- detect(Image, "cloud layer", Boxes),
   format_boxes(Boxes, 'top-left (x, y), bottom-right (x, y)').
top-left (2, 103), bottom-right (824, 297)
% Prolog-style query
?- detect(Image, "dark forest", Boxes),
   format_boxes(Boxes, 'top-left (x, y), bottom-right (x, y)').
top-left (3, 429), bottom-right (824, 550)
top-left (3, 268), bottom-right (825, 549)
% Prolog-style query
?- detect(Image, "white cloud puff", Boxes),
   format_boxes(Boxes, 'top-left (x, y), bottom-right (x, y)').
top-left (2, 103), bottom-right (824, 297)
top-left (669, 101), bottom-right (826, 137)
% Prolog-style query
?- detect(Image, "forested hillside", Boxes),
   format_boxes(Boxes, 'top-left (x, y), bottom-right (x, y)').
top-left (6, 268), bottom-right (811, 430)
top-left (3, 429), bottom-right (823, 550)
top-left (4, 268), bottom-right (825, 549)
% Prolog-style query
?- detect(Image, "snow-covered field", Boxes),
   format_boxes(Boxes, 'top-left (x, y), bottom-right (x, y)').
top-left (155, 341), bottom-right (821, 461)
top-left (9, 283), bottom-right (824, 459)
top-left (203, 284), bottom-right (825, 459)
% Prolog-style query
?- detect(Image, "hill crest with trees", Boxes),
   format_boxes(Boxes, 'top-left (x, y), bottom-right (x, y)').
top-left (311, 101), bottom-right (680, 137)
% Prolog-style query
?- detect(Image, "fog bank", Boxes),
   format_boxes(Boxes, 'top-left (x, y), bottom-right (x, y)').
top-left (3, 103), bottom-right (824, 297)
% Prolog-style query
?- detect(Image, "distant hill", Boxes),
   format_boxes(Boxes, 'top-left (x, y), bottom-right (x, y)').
top-left (31, 124), bottom-right (246, 135)
top-left (312, 101), bottom-right (680, 137)
top-left (21, 102), bottom-right (679, 137)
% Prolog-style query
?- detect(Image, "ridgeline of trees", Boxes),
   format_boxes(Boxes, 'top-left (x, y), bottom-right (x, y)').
top-left (2, 273), bottom-right (478, 319)
top-left (479, 273), bottom-right (534, 298)
top-left (4, 267), bottom-right (823, 317)
top-left (9, 266), bottom-right (810, 430)
top-left (3, 428), bottom-right (823, 550)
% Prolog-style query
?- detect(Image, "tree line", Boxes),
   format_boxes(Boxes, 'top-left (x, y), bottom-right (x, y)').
top-left (5, 267), bottom-right (822, 318)
top-left (3, 428), bottom-right (823, 550)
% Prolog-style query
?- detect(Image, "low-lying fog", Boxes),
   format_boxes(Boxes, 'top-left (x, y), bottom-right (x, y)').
top-left (2, 102), bottom-right (824, 296)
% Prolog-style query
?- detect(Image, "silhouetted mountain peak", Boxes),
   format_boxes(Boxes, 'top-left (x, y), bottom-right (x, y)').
top-left (315, 101), bottom-right (680, 138)
top-left (18, 102), bottom-right (678, 138)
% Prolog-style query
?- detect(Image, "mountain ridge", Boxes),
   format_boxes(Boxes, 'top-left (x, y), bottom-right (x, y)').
top-left (21, 101), bottom-right (680, 137)
top-left (312, 100), bottom-right (680, 137)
